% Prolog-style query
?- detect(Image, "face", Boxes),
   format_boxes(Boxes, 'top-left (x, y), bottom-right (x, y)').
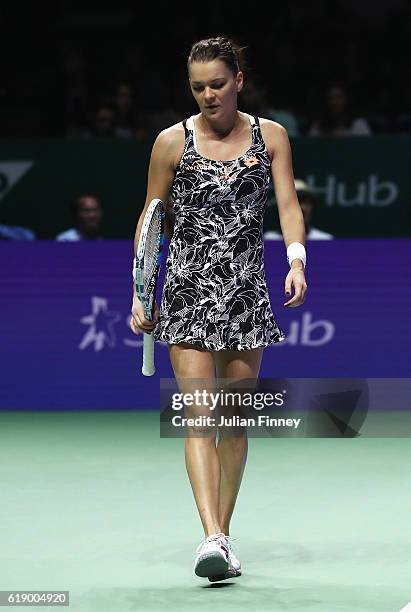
top-left (188, 59), bottom-right (243, 118)
top-left (76, 197), bottom-right (102, 233)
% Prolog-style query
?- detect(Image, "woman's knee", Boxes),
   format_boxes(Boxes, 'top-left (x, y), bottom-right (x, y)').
top-left (185, 427), bottom-right (217, 442)
top-left (169, 343), bottom-right (216, 379)
top-left (214, 346), bottom-right (264, 380)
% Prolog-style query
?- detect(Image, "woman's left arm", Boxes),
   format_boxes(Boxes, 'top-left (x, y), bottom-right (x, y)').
top-left (261, 120), bottom-right (308, 307)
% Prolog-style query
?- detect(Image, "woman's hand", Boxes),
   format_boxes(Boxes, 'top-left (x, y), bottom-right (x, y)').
top-left (284, 267), bottom-right (307, 307)
top-left (130, 298), bottom-right (160, 335)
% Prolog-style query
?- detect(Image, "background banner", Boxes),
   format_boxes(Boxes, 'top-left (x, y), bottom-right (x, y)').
top-left (1, 239), bottom-right (410, 410)
top-left (1, 137), bottom-right (410, 238)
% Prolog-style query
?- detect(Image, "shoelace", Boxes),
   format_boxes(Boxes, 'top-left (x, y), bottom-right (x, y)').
top-left (196, 532), bottom-right (226, 554)
top-left (224, 535), bottom-right (236, 552)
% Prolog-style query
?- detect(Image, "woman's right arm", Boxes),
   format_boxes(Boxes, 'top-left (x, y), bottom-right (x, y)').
top-left (133, 128), bottom-right (178, 256)
top-left (130, 125), bottom-right (182, 333)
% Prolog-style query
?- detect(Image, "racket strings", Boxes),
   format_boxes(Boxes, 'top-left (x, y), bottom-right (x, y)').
top-left (143, 209), bottom-right (161, 292)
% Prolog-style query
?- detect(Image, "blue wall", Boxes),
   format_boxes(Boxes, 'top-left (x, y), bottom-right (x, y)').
top-left (1, 239), bottom-right (410, 410)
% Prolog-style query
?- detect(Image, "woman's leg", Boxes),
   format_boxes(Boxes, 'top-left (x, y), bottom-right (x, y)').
top-left (168, 342), bottom-right (222, 537)
top-left (213, 347), bottom-right (264, 535)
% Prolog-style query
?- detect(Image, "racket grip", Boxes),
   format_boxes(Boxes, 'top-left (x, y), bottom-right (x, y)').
top-left (142, 332), bottom-right (155, 376)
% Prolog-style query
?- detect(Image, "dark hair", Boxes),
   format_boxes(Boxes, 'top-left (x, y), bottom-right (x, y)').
top-left (187, 36), bottom-right (245, 76)
top-left (70, 193), bottom-right (102, 216)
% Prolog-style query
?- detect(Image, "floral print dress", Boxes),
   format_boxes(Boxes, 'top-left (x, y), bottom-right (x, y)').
top-left (152, 113), bottom-right (285, 351)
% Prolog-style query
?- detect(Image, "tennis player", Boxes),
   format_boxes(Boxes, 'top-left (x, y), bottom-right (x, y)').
top-left (130, 36), bottom-right (307, 581)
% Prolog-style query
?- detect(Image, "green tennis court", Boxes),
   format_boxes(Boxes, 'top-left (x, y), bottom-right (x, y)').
top-left (0, 411), bottom-right (410, 612)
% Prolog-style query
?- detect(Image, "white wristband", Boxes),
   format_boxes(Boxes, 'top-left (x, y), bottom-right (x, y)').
top-left (287, 242), bottom-right (306, 269)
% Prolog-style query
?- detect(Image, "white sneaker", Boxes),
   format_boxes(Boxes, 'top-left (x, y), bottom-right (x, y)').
top-left (225, 535), bottom-right (241, 572)
top-left (207, 535), bottom-right (241, 582)
top-left (194, 532), bottom-right (229, 577)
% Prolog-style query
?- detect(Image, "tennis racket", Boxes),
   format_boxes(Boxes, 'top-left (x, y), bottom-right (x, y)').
top-left (133, 198), bottom-right (165, 376)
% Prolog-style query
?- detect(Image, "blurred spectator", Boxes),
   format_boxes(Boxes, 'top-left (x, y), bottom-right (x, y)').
top-left (0, 224), bottom-right (36, 240)
top-left (56, 194), bottom-right (103, 241)
top-left (113, 82), bottom-right (139, 138)
top-left (92, 104), bottom-right (116, 138)
top-left (2, 4), bottom-right (410, 138)
top-left (309, 82), bottom-right (371, 136)
top-left (64, 46), bottom-right (90, 138)
top-left (139, 78), bottom-right (183, 140)
top-left (173, 67), bottom-right (197, 119)
top-left (240, 78), bottom-right (300, 136)
top-left (264, 179), bottom-right (334, 240)
top-left (67, 103), bottom-right (116, 139)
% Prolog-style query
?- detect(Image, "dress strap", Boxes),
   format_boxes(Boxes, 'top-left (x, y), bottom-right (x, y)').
top-left (182, 118), bottom-right (190, 138)
top-left (248, 114), bottom-right (264, 145)
top-left (185, 116), bottom-right (199, 150)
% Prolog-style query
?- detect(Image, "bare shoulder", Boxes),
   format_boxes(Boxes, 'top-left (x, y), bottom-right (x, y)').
top-left (156, 121), bottom-right (185, 146)
top-left (258, 118), bottom-right (290, 160)
top-left (153, 121), bottom-right (185, 169)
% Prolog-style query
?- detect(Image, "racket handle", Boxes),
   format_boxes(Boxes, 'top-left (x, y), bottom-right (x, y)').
top-left (142, 332), bottom-right (155, 376)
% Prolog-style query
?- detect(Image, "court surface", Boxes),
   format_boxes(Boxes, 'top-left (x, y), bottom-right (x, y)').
top-left (0, 411), bottom-right (410, 612)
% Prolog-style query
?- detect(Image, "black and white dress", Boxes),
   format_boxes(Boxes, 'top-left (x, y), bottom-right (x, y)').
top-left (152, 113), bottom-right (286, 351)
